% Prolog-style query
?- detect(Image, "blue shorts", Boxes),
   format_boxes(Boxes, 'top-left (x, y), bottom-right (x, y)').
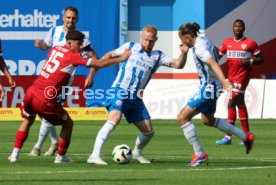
top-left (187, 87), bottom-right (220, 114)
top-left (102, 89), bottom-right (150, 123)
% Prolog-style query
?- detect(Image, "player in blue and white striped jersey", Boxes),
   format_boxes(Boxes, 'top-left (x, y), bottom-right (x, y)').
top-left (87, 25), bottom-right (188, 165)
top-left (30, 6), bottom-right (98, 157)
top-left (177, 22), bottom-right (255, 167)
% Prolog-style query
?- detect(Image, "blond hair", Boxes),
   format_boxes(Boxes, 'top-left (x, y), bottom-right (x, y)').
top-left (143, 25), bottom-right (158, 37)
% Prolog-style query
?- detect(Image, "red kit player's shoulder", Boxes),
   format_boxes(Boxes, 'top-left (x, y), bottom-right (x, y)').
top-left (244, 37), bottom-right (257, 44)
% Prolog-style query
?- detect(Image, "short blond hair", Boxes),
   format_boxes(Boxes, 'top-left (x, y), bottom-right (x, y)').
top-left (143, 25), bottom-right (157, 37)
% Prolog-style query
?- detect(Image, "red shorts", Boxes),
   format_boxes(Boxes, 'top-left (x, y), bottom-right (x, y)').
top-left (20, 87), bottom-right (70, 125)
top-left (229, 76), bottom-right (250, 95)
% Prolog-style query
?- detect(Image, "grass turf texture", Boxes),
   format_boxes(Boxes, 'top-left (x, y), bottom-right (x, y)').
top-left (0, 119), bottom-right (276, 185)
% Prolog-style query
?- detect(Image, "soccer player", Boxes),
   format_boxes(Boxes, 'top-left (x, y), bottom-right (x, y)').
top-left (8, 30), bottom-right (131, 163)
top-left (87, 25), bottom-right (188, 165)
top-left (0, 38), bottom-right (16, 101)
top-left (216, 19), bottom-right (264, 145)
top-left (29, 6), bottom-right (98, 157)
top-left (177, 22), bottom-right (254, 167)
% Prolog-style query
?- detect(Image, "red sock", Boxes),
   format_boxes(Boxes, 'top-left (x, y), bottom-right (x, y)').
top-left (238, 105), bottom-right (249, 133)
top-left (14, 131), bottom-right (28, 148)
top-left (226, 107), bottom-right (237, 136)
top-left (57, 139), bottom-right (70, 156)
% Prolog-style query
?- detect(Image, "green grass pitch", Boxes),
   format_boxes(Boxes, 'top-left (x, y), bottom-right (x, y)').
top-left (0, 119), bottom-right (276, 185)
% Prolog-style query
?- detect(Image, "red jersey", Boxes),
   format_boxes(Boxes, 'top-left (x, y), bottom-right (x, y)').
top-left (219, 37), bottom-right (260, 82)
top-left (32, 45), bottom-right (92, 101)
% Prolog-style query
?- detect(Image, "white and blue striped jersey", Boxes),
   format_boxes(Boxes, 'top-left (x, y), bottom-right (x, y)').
top-left (112, 42), bottom-right (173, 94)
top-left (192, 36), bottom-right (222, 91)
top-left (43, 25), bottom-right (91, 48)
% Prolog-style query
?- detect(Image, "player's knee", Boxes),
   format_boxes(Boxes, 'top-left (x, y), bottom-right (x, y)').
top-left (202, 118), bottom-right (215, 127)
top-left (143, 130), bottom-right (154, 138)
top-left (177, 113), bottom-right (189, 126)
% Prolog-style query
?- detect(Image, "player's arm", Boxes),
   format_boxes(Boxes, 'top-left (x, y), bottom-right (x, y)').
top-left (0, 83), bottom-right (4, 102)
top-left (240, 52), bottom-right (264, 65)
top-left (82, 46), bottom-right (99, 89)
top-left (34, 40), bottom-right (50, 50)
top-left (169, 44), bottom-right (189, 69)
top-left (0, 56), bottom-right (16, 88)
top-left (206, 57), bottom-right (229, 90)
top-left (88, 49), bottom-right (131, 68)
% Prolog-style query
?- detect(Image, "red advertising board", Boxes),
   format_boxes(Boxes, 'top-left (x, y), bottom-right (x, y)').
top-left (0, 76), bottom-right (86, 108)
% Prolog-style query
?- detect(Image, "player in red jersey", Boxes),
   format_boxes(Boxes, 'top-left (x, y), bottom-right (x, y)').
top-left (216, 19), bottom-right (264, 145)
top-left (8, 30), bottom-right (131, 163)
top-left (0, 38), bottom-right (16, 101)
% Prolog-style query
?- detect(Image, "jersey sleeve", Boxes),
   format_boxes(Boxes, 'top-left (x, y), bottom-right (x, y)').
top-left (43, 27), bottom-right (55, 47)
top-left (195, 43), bottom-right (212, 63)
top-left (219, 39), bottom-right (227, 55)
top-left (251, 40), bottom-right (261, 55)
top-left (70, 52), bottom-right (92, 66)
top-left (159, 51), bottom-right (174, 66)
top-left (114, 42), bottom-right (132, 56)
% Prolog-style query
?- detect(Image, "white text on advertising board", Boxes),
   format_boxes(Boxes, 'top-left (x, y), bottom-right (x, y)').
top-left (0, 9), bottom-right (60, 28)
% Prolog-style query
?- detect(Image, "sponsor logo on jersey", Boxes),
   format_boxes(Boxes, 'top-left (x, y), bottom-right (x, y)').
top-left (227, 50), bottom-right (251, 58)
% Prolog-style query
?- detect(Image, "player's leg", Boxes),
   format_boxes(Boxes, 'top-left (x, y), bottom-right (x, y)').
top-left (132, 119), bottom-right (154, 164)
top-left (177, 105), bottom-right (207, 167)
top-left (9, 90), bottom-right (36, 162)
top-left (216, 92), bottom-right (239, 145)
top-left (203, 114), bottom-right (254, 154)
top-left (87, 110), bottom-right (122, 165)
top-left (237, 93), bottom-right (250, 133)
top-left (9, 117), bottom-right (35, 162)
top-left (54, 116), bottom-right (74, 163)
top-left (28, 119), bottom-right (51, 156)
top-left (43, 120), bottom-right (58, 156)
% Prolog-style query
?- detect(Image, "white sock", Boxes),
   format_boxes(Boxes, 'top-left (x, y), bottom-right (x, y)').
top-left (224, 135), bottom-right (231, 140)
top-left (214, 118), bottom-right (246, 140)
top-left (49, 123), bottom-right (58, 145)
top-left (181, 122), bottom-right (204, 156)
top-left (133, 131), bottom-right (154, 154)
top-left (34, 120), bottom-right (52, 149)
top-left (11, 148), bottom-right (20, 158)
top-left (91, 120), bottom-right (116, 158)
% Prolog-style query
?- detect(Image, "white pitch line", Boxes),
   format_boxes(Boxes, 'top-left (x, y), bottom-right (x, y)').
top-left (3, 166), bottom-right (276, 174)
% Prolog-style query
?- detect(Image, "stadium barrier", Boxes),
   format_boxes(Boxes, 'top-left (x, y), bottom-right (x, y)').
top-left (0, 107), bottom-right (108, 121)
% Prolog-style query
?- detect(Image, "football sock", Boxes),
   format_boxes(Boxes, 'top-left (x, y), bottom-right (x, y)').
top-left (214, 118), bottom-right (246, 140)
top-left (238, 105), bottom-right (249, 133)
top-left (57, 139), bottom-right (70, 156)
top-left (226, 107), bottom-right (237, 137)
top-left (181, 121), bottom-right (204, 156)
top-left (133, 130), bottom-right (154, 153)
top-left (14, 130), bottom-right (28, 148)
top-left (11, 131), bottom-right (28, 158)
top-left (34, 120), bottom-right (51, 149)
top-left (91, 120), bottom-right (116, 158)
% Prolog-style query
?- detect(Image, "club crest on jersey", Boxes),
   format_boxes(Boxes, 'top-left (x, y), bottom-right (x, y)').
top-left (116, 100), bottom-right (122, 106)
top-left (241, 44), bottom-right (247, 49)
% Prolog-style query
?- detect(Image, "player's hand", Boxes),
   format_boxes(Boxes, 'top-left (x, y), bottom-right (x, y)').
top-left (84, 77), bottom-right (94, 89)
top-left (222, 79), bottom-right (231, 92)
top-left (8, 78), bottom-right (16, 89)
top-left (240, 58), bottom-right (250, 66)
top-left (179, 43), bottom-right (189, 53)
top-left (120, 49), bottom-right (131, 61)
top-left (34, 40), bottom-right (42, 47)
top-left (0, 84), bottom-right (4, 102)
